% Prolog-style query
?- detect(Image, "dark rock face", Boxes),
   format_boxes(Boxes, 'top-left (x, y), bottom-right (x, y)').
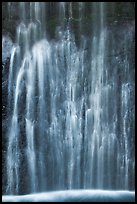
top-left (2, 2), bottom-right (135, 195)
top-left (2, 2), bottom-right (135, 43)
top-left (2, 36), bottom-right (13, 63)
top-left (2, 36), bottom-right (13, 195)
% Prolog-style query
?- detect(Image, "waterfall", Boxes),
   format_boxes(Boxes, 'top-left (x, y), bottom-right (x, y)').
top-left (3, 2), bottom-right (134, 195)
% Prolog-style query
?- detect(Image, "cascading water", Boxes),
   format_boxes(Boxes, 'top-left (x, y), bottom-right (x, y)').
top-left (2, 2), bottom-right (134, 198)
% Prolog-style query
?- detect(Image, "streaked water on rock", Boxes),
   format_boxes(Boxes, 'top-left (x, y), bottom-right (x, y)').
top-left (3, 2), bottom-right (134, 195)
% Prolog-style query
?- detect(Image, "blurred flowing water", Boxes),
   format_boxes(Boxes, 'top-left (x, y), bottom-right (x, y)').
top-left (3, 2), bottom-right (134, 195)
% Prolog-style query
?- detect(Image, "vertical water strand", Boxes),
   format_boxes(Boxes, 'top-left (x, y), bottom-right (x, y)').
top-left (87, 2), bottom-right (98, 189)
top-left (29, 3), bottom-right (42, 43)
top-left (37, 43), bottom-right (45, 191)
top-left (70, 49), bottom-right (81, 189)
top-left (122, 30), bottom-right (133, 190)
top-left (88, 2), bottom-right (106, 189)
top-left (65, 4), bottom-right (74, 189)
top-left (55, 42), bottom-right (66, 189)
top-left (66, 39), bottom-right (73, 189)
top-left (59, 2), bottom-right (66, 29)
top-left (34, 2), bottom-right (40, 22)
top-left (121, 83), bottom-right (129, 189)
top-left (6, 59), bottom-right (25, 194)
top-left (30, 2), bottom-right (34, 21)
top-left (48, 42), bottom-right (56, 188)
top-left (8, 2), bottom-right (11, 20)
top-left (25, 53), bottom-right (37, 192)
top-left (56, 6), bottom-right (66, 177)
top-left (68, 2), bottom-right (73, 20)
top-left (41, 3), bottom-right (46, 38)
top-left (78, 27), bottom-right (86, 188)
top-left (78, 37), bottom-right (86, 188)
top-left (34, 2), bottom-right (45, 40)
top-left (78, 2), bottom-right (84, 33)
top-left (117, 22), bottom-right (132, 190)
top-left (69, 3), bottom-right (81, 189)
top-left (51, 43), bottom-right (60, 189)
top-left (54, 38), bottom-right (66, 189)
top-left (53, 44), bottom-right (61, 188)
top-left (8, 46), bottom-right (18, 101)
top-left (16, 22), bottom-right (29, 62)
top-left (33, 41), bottom-right (48, 191)
top-left (77, 51), bottom-right (84, 189)
top-left (20, 2), bottom-right (26, 23)
top-left (91, 33), bottom-right (102, 188)
top-left (97, 2), bottom-right (106, 189)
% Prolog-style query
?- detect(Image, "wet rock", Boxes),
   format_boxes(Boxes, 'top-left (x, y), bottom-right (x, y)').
top-left (2, 36), bottom-right (13, 64)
